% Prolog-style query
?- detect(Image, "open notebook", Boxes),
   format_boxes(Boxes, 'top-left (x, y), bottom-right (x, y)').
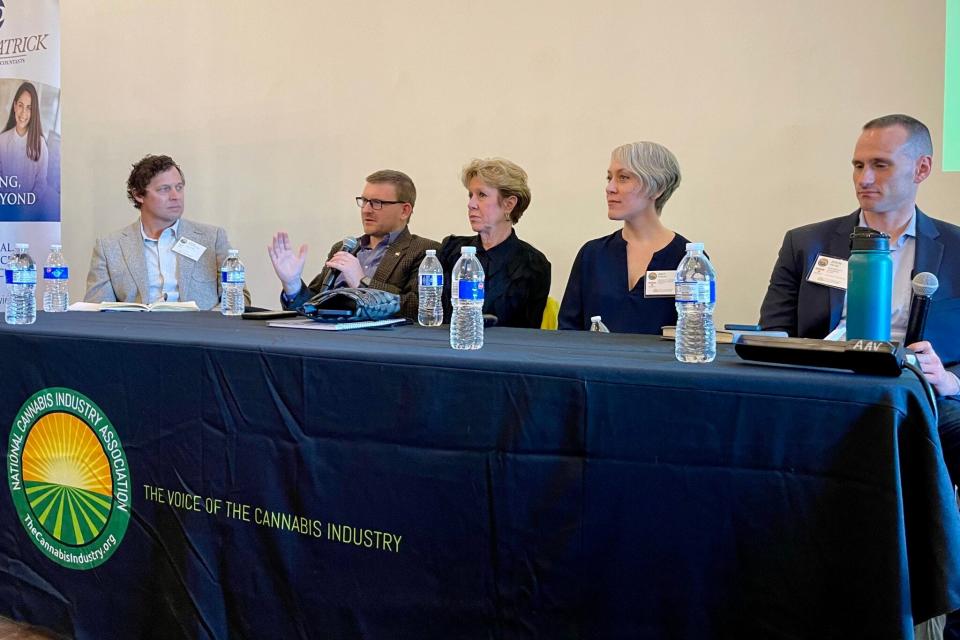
top-left (98, 301), bottom-right (199, 312)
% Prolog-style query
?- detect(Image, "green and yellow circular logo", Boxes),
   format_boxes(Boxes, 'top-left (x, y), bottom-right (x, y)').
top-left (7, 388), bottom-right (130, 569)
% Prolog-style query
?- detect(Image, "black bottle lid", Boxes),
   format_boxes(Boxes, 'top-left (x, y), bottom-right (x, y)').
top-left (850, 226), bottom-right (890, 251)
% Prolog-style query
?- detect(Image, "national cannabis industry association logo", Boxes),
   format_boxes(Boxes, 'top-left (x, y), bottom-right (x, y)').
top-left (7, 388), bottom-right (130, 569)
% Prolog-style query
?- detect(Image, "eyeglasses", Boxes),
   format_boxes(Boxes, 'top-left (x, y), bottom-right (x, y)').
top-left (356, 197), bottom-right (404, 210)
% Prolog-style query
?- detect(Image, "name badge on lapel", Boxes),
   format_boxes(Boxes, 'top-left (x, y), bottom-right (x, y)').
top-left (172, 237), bottom-right (207, 261)
top-left (644, 270), bottom-right (677, 297)
top-left (807, 254), bottom-right (847, 290)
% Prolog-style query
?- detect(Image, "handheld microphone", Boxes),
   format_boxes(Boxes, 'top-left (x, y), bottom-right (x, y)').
top-left (320, 236), bottom-right (360, 292)
top-left (904, 272), bottom-right (939, 346)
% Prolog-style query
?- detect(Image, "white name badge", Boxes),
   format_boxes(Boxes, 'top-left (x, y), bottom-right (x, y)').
top-left (172, 237), bottom-right (207, 261)
top-left (806, 254), bottom-right (847, 290)
top-left (644, 270), bottom-right (677, 297)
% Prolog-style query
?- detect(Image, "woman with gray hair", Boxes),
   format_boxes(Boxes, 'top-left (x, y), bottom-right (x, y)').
top-left (438, 157), bottom-right (551, 328)
top-left (558, 141), bottom-right (691, 333)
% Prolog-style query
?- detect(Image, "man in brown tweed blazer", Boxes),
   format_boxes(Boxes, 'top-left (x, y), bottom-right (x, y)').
top-left (269, 169), bottom-right (439, 320)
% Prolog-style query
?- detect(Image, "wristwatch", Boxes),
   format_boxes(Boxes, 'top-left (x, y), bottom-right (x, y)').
top-left (360, 276), bottom-right (372, 288)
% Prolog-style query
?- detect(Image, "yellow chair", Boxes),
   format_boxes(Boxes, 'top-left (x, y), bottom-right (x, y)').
top-left (540, 296), bottom-right (560, 330)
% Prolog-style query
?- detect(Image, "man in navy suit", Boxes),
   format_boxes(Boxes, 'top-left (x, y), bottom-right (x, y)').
top-left (761, 114), bottom-right (960, 635)
top-left (760, 114), bottom-right (960, 477)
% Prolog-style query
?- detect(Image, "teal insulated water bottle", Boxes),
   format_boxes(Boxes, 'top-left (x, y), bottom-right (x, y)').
top-left (846, 226), bottom-right (892, 341)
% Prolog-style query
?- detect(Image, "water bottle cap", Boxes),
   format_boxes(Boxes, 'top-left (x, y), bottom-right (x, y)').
top-left (685, 242), bottom-right (704, 252)
top-left (461, 246), bottom-right (477, 255)
top-left (425, 249), bottom-right (436, 256)
top-left (50, 244), bottom-right (61, 250)
top-left (227, 249), bottom-right (239, 257)
top-left (849, 226), bottom-right (890, 252)
top-left (590, 315), bottom-right (602, 323)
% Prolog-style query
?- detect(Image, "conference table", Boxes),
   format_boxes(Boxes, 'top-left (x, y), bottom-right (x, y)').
top-left (0, 312), bottom-right (958, 639)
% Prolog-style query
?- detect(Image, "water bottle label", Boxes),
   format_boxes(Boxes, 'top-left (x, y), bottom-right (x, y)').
top-left (221, 271), bottom-right (246, 284)
top-left (5, 269), bottom-right (36, 285)
top-left (457, 280), bottom-right (484, 300)
top-left (43, 267), bottom-right (69, 280)
top-left (675, 280), bottom-right (715, 303)
top-left (420, 274), bottom-right (443, 287)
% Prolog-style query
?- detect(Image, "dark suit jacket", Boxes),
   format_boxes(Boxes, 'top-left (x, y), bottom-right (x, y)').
top-left (759, 208), bottom-right (960, 377)
top-left (282, 227), bottom-right (440, 320)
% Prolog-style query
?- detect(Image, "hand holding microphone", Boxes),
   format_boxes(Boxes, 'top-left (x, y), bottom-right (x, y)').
top-left (904, 272), bottom-right (959, 396)
top-left (909, 340), bottom-right (960, 397)
top-left (321, 236), bottom-right (362, 291)
top-left (904, 272), bottom-right (938, 346)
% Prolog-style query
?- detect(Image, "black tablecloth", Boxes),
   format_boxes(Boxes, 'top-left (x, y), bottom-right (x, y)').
top-left (1, 312), bottom-right (958, 639)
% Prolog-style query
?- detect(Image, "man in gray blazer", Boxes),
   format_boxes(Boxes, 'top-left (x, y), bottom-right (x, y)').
top-left (84, 154), bottom-right (249, 310)
top-left (269, 169), bottom-right (439, 320)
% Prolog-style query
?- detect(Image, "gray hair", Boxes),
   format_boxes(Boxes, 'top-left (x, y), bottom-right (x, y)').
top-left (863, 114), bottom-right (933, 158)
top-left (611, 141), bottom-right (681, 214)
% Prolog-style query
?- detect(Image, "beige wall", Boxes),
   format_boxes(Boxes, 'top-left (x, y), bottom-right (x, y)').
top-left (62, 1), bottom-right (960, 323)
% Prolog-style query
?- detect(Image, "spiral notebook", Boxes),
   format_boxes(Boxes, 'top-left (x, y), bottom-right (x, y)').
top-left (267, 317), bottom-right (407, 331)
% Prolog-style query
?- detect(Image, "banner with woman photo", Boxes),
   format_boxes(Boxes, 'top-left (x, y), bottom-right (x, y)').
top-left (0, 0), bottom-right (60, 310)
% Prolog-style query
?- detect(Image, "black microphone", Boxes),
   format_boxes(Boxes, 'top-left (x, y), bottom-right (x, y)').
top-left (320, 236), bottom-right (360, 292)
top-left (904, 272), bottom-right (939, 346)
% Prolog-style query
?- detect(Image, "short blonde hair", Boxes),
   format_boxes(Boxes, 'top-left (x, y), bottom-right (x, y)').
top-left (611, 142), bottom-right (681, 214)
top-left (460, 158), bottom-right (532, 224)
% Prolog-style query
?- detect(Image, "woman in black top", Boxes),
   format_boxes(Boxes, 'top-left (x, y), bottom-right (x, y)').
top-left (438, 158), bottom-right (550, 328)
top-left (559, 141), bottom-right (689, 334)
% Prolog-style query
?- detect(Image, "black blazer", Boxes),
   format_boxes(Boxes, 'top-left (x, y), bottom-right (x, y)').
top-left (437, 231), bottom-right (550, 329)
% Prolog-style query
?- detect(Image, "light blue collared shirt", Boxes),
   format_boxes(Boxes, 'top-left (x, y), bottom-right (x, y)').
top-left (830, 211), bottom-right (916, 342)
top-left (141, 219), bottom-right (180, 304)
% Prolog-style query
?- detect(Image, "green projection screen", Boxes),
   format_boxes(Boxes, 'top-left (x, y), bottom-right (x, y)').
top-left (947, 0), bottom-right (960, 170)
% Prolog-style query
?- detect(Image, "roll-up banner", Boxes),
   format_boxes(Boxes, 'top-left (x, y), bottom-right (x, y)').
top-left (0, 0), bottom-right (60, 311)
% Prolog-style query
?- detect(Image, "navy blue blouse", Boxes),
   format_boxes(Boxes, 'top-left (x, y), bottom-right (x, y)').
top-left (558, 230), bottom-right (690, 334)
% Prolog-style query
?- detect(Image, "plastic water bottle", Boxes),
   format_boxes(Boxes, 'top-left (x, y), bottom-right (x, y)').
top-left (418, 249), bottom-right (443, 326)
top-left (450, 246), bottom-right (484, 350)
top-left (674, 242), bottom-right (717, 363)
top-left (5, 243), bottom-right (37, 325)
top-left (589, 315), bottom-right (610, 332)
top-left (220, 249), bottom-right (245, 316)
top-left (42, 244), bottom-right (69, 312)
